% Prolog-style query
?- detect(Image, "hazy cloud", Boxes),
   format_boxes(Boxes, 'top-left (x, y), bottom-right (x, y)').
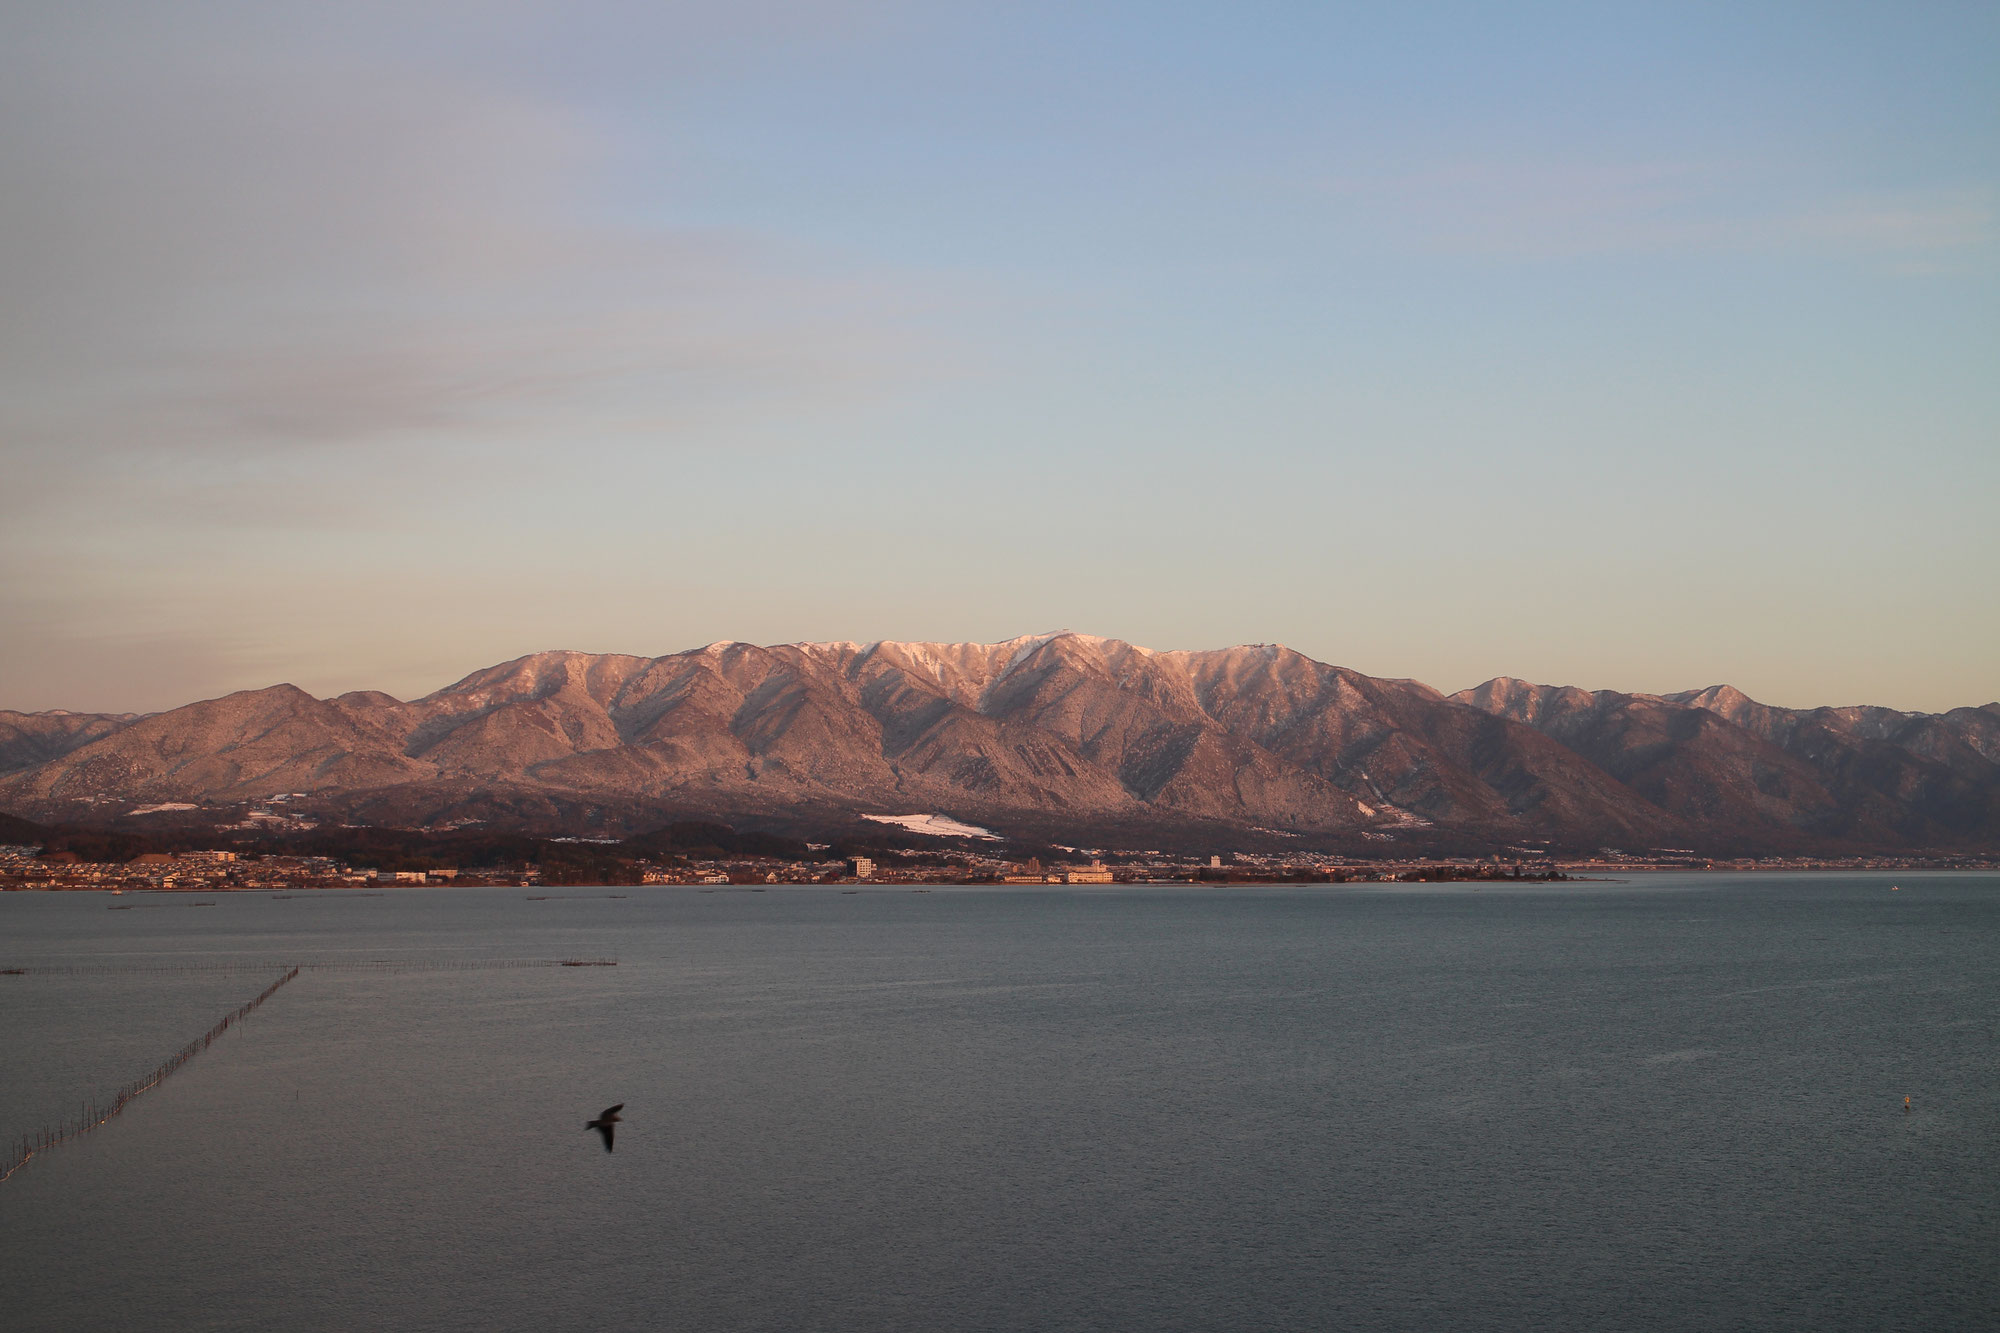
top-left (0, 3), bottom-right (931, 464)
top-left (1318, 160), bottom-right (1996, 262)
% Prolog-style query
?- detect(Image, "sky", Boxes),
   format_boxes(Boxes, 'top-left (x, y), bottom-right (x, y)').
top-left (3, 1), bottom-right (1995, 714)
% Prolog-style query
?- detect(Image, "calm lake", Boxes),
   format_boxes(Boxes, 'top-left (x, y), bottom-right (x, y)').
top-left (2, 875), bottom-right (1996, 1331)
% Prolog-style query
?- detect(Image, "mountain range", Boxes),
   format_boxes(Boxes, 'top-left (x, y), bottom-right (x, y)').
top-left (3, 632), bottom-right (1996, 854)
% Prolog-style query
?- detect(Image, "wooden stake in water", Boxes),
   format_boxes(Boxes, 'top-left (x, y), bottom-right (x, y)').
top-left (0, 968), bottom-right (300, 1185)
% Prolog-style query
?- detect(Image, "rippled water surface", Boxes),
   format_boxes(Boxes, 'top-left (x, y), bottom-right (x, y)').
top-left (2, 875), bottom-right (1996, 1331)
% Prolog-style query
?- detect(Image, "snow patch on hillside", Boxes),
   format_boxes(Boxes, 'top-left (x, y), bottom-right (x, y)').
top-left (861, 813), bottom-right (1002, 840)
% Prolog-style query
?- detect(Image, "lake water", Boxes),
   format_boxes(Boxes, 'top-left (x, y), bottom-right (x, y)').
top-left (2, 875), bottom-right (1996, 1331)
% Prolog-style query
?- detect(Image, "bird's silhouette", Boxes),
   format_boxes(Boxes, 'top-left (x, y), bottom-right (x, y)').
top-left (586, 1104), bottom-right (623, 1152)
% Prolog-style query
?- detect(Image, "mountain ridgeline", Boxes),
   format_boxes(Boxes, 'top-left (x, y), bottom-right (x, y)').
top-left (2, 634), bottom-right (1996, 854)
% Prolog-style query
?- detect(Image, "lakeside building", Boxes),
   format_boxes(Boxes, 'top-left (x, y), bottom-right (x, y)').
top-left (1063, 861), bottom-right (1115, 884)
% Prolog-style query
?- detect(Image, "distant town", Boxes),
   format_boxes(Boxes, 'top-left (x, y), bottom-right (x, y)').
top-left (4, 842), bottom-right (1993, 893)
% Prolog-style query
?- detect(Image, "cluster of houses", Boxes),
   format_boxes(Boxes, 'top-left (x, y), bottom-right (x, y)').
top-left (0, 847), bottom-right (485, 891)
top-left (9, 839), bottom-right (1963, 894)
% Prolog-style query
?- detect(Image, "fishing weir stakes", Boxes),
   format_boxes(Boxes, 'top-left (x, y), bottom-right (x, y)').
top-left (0, 968), bottom-right (299, 1185)
top-left (3, 958), bottom-right (617, 977)
top-left (0, 957), bottom-right (616, 1184)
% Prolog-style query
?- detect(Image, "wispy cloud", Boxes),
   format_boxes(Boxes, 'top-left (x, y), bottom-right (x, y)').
top-left (0, 7), bottom-right (936, 464)
top-left (1318, 159), bottom-right (1995, 263)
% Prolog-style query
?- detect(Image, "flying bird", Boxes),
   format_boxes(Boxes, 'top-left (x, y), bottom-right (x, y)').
top-left (586, 1104), bottom-right (623, 1153)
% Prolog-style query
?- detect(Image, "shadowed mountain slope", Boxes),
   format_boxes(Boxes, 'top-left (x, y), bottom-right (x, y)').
top-left (1457, 678), bottom-right (2000, 848)
top-left (0, 710), bottom-right (138, 776)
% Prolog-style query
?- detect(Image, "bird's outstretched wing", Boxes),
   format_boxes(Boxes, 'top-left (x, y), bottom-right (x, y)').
top-left (594, 1123), bottom-right (615, 1152)
top-left (600, 1104), bottom-right (624, 1119)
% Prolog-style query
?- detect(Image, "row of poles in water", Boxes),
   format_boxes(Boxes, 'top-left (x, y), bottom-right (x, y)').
top-left (0, 968), bottom-right (300, 1185)
top-left (0, 957), bottom-right (616, 1183)
top-left (1, 958), bottom-right (617, 976)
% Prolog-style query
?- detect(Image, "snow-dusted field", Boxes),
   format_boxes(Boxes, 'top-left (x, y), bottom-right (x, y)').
top-left (860, 813), bottom-right (1002, 840)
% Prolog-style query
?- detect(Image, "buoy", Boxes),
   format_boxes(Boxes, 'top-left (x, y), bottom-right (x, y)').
top-left (1904, 1096), bottom-right (1911, 1113)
